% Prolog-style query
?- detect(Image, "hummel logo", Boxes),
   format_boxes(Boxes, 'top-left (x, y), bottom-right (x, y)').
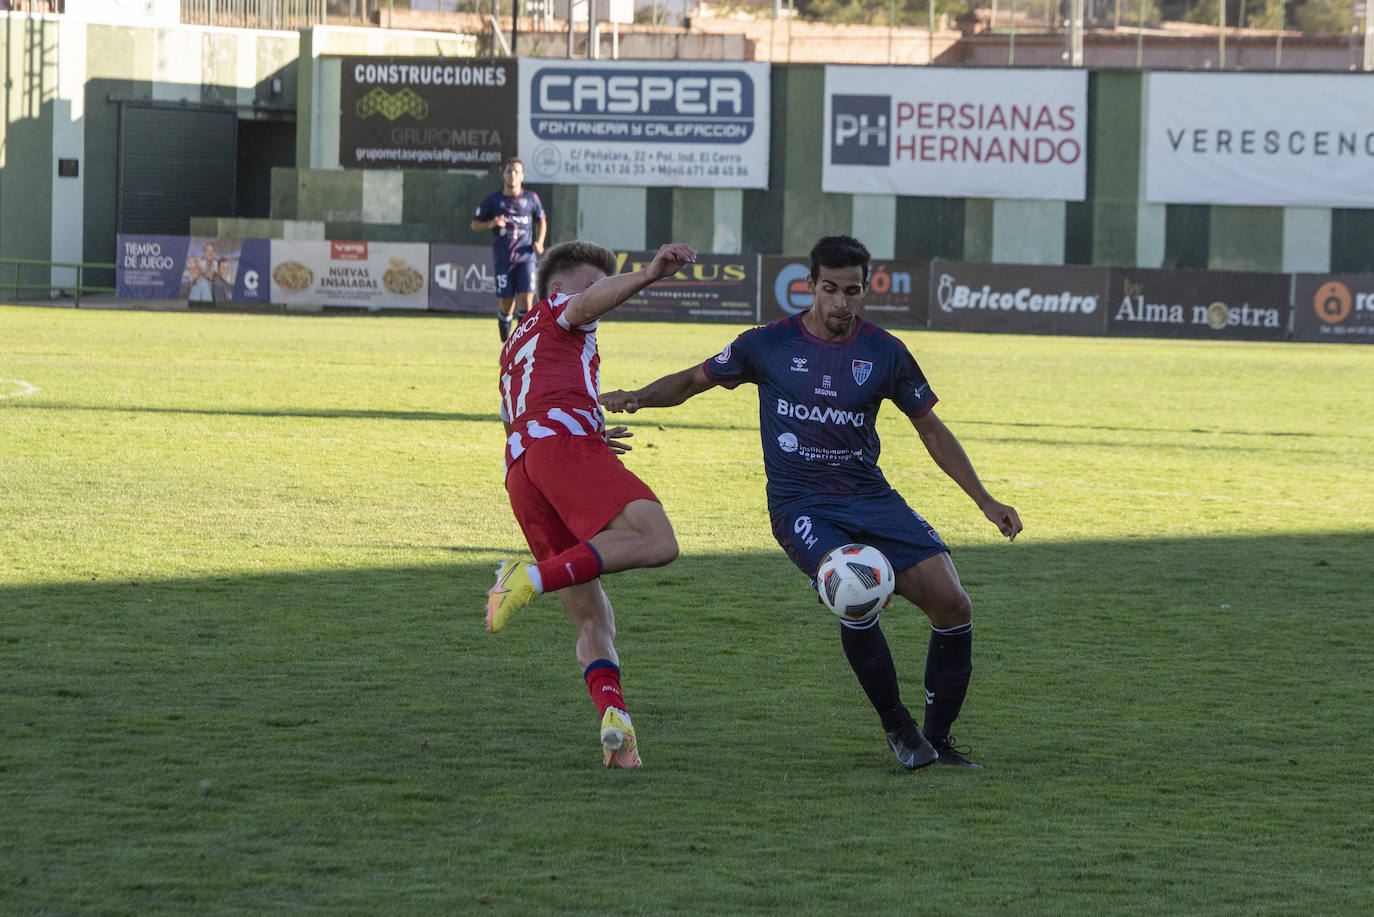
top-left (791, 356), bottom-right (809, 373)
top-left (925, 690), bottom-right (935, 704)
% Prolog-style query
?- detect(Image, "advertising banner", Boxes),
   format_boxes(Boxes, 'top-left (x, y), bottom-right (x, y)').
top-left (339, 57), bottom-right (516, 170)
top-left (759, 255), bottom-right (929, 328)
top-left (1145, 73), bottom-right (1374, 208)
top-left (1107, 268), bottom-right (1290, 341)
top-left (428, 244), bottom-right (498, 313)
top-left (928, 261), bottom-right (1108, 335)
top-left (611, 251), bottom-right (757, 323)
top-left (269, 241), bottom-right (430, 309)
top-left (822, 66), bottom-right (1087, 201)
top-left (519, 60), bottom-right (770, 188)
top-left (116, 235), bottom-right (271, 303)
top-left (1293, 273), bottom-right (1374, 343)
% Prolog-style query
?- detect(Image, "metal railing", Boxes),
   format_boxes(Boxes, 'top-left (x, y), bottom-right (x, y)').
top-left (181, 0), bottom-right (331, 29)
top-left (2, 258), bottom-right (116, 308)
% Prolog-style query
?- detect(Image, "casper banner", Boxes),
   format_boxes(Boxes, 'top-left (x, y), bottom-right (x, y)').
top-left (759, 255), bottom-right (929, 328)
top-left (1292, 273), bottom-right (1374, 343)
top-left (428, 244), bottom-right (498, 313)
top-left (929, 261), bottom-right (1108, 335)
top-left (116, 235), bottom-right (270, 303)
top-left (612, 251), bottom-right (757, 323)
top-left (1108, 268), bottom-right (1290, 341)
top-left (339, 56), bottom-right (516, 170)
top-left (1146, 74), bottom-right (1374, 208)
top-left (823, 66), bottom-right (1087, 201)
top-left (269, 241), bottom-right (429, 309)
top-left (520, 60), bottom-right (770, 188)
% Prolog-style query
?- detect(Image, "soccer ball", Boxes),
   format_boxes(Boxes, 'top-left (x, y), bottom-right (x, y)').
top-left (816, 543), bottom-right (895, 623)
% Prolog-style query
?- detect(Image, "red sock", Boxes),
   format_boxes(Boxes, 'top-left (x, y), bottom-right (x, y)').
top-left (584, 660), bottom-right (626, 718)
top-left (536, 541), bottom-right (602, 593)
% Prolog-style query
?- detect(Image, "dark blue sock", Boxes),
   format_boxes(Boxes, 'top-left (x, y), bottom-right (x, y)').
top-left (923, 622), bottom-right (973, 742)
top-left (840, 618), bottom-right (910, 732)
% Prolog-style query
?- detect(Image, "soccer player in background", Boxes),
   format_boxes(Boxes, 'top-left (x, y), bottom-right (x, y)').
top-left (486, 239), bottom-right (699, 768)
top-left (600, 235), bottom-right (1022, 770)
top-left (470, 158), bottom-right (547, 343)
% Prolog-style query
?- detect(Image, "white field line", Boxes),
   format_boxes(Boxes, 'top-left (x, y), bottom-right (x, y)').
top-left (0, 379), bottom-right (38, 399)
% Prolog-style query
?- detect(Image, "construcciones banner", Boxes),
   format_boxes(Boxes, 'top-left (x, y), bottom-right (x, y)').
top-left (339, 57), bottom-right (516, 170)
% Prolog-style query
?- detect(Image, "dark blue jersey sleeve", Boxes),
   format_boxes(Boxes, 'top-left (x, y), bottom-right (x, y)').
top-left (884, 335), bottom-right (938, 419)
top-left (701, 327), bottom-right (764, 390)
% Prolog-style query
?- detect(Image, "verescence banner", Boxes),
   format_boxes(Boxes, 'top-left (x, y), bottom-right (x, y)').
top-left (1145, 73), bottom-right (1374, 208)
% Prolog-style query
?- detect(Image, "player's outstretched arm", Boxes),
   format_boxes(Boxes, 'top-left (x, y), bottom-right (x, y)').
top-left (563, 242), bottom-right (697, 327)
top-left (911, 410), bottom-right (1023, 541)
top-left (601, 364), bottom-right (716, 414)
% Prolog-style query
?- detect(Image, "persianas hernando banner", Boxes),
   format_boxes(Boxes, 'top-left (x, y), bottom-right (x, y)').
top-left (519, 60), bottom-right (771, 189)
top-left (1145, 73), bottom-right (1374, 208)
top-left (822, 66), bottom-right (1087, 201)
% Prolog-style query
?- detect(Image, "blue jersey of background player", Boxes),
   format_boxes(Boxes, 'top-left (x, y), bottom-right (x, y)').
top-left (601, 235), bottom-right (1023, 771)
top-left (471, 158), bottom-right (547, 342)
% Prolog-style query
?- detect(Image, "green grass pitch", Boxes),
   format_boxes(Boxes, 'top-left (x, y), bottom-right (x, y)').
top-left (2, 304), bottom-right (1372, 914)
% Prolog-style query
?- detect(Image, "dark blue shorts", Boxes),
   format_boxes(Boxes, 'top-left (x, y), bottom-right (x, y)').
top-left (770, 491), bottom-right (949, 584)
top-left (495, 260), bottom-right (536, 299)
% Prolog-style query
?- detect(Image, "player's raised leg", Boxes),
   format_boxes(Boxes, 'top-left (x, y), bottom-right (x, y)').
top-left (487, 495), bottom-right (677, 633)
top-left (895, 552), bottom-right (982, 768)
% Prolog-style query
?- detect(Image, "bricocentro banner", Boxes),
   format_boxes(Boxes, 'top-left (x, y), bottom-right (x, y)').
top-left (612, 251), bottom-right (758, 323)
top-left (1292, 273), bottom-right (1374, 343)
top-left (759, 255), bottom-right (929, 328)
top-left (1108, 268), bottom-right (1290, 341)
top-left (928, 260), bottom-right (1108, 335)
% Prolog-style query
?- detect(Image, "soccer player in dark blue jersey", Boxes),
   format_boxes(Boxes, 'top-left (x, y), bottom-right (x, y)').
top-left (471, 158), bottom-right (547, 342)
top-left (601, 235), bottom-right (1022, 770)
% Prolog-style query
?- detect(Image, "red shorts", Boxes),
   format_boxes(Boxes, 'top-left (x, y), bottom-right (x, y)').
top-left (505, 433), bottom-right (659, 562)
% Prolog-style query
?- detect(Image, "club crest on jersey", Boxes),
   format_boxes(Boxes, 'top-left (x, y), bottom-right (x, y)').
top-left (851, 360), bottom-right (873, 385)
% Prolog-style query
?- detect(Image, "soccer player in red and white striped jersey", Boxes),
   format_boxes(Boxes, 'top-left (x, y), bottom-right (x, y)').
top-left (486, 239), bottom-right (697, 768)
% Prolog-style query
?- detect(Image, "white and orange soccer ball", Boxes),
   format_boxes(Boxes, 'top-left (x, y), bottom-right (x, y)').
top-left (816, 543), bottom-right (895, 623)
